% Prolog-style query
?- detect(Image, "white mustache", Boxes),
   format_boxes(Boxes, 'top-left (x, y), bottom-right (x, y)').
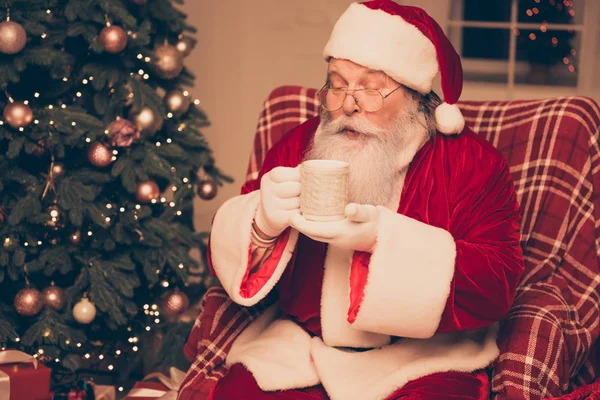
top-left (319, 115), bottom-right (386, 138)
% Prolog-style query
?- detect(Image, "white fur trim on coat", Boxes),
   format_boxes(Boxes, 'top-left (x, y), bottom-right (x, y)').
top-left (226, 304), bottom-right (321, 391)
top-left (311, 324), bottom-right (499, 400)
top-left (210, 191), bottom-right (299, 306)
top-left (320, 246), bottom-right (391, 348)
top-left (351, 207), bottom-right (456, 338)
top-left (323, 2), bottom-right (438, 94)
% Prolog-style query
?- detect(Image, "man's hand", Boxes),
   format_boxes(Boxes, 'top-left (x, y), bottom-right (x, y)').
top-left (254, 166), bottom-right (302, 238)
top-left (289, 203), bottom-right (379, 252)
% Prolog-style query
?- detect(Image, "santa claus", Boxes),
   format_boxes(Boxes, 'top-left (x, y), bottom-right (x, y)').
top-left (205, 1), bottom-right (525, 399)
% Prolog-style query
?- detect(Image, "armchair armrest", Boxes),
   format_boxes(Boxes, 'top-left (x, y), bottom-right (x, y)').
top-left (492, 282), bottom-right (594, 400)
top-left (178, 286), bottom-right (276, 399)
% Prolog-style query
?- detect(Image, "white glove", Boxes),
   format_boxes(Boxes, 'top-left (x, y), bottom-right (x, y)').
top-left (289, 203), bottom-right (379, 252)
top-left (254, 166), bottom-right (301, 238)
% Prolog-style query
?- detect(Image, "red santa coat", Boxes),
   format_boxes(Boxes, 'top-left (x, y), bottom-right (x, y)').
top-left (208, 116), bottom-right (525, 400)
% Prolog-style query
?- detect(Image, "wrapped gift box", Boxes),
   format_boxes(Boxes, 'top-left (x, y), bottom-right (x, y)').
top-left (0, 360), bottom-right (51, 400)
top-left (124, 381), bottom-right (169, 400)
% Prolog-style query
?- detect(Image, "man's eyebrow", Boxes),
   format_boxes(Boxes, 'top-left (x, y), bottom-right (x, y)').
top-left (326, 71), bottom-right (347, 84)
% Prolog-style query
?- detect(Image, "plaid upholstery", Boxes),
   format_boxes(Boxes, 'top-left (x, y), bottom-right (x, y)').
top-left (179, 86), bottom-right (600, 400)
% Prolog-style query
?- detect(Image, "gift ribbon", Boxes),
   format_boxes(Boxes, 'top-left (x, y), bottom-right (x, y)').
top-left (0, 350), bottom-right (39, 400)
top-left (126, 367), bottom-right (185, 400)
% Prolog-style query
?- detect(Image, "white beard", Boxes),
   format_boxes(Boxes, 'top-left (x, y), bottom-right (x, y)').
top-left (302, 106), bottom-right (429, 206)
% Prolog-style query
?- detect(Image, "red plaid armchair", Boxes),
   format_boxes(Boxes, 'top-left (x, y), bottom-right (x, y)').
top-left (178, 86), bottom-right (600, 400)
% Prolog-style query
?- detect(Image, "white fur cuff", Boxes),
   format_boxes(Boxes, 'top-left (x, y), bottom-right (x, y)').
top-left (351, 207), bottom-right (456, 338)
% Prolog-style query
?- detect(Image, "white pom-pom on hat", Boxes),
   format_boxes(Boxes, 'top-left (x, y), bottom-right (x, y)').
top-left (435, 103), bottom-right (465, 135)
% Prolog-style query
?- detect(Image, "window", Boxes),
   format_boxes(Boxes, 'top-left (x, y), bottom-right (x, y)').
top-left (447, 0), bottom-right (598, 99)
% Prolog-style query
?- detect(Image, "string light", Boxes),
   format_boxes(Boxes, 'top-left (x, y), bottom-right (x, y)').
top-left (108, 365), bottom-right (114, 370)
top-left (145, 326), bottom-right (151, 331)
top-left (15, 338), bottom-right (20, 342)
top-left (119, 387), bottom-right (124, 392)
top-left (84, 353), bottom-right (90, 359)
top-left (116, 350), bottom-right (121, 355)
top-left (154, 318), bottom-right (160, 324)
top-left (77, 343), bottom-right (82, 347)
top-left (99, 354), bottom-right (104, 360)
top-left (132, 346), bottom-right (138, 352)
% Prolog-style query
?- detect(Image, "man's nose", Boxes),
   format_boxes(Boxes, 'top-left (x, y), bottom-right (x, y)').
top-left (342, 92), bottom-right (360, 116)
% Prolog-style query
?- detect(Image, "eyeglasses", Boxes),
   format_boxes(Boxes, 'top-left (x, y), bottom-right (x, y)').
top-left (317, 85), bottom-right (403, 112)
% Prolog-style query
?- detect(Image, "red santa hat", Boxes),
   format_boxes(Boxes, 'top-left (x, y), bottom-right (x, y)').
top-left (323, 0), bottom-right (465, 135)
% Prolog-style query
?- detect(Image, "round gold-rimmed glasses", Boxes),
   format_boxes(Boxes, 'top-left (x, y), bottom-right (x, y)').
top-left (316, 85), bottom-right (402, 112)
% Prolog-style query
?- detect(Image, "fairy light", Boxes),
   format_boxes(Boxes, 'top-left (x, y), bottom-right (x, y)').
top-left (155, 142), bottom-right (161, 147)
top-left (87, 231), bottom-right (93, 236)
top-left (61, 104), bottom-right (67, 109)
top-left (83, 79), bottom-right (89, 84)
top-left (108, 365), bottom-right (114, 370)
top-left (34, 120), bottom-right (39, 124)
top-left (14, 338), bottom-right (20, 342)
top-left (112, 150), bottom-right (118, 155)
top-left (120, 207), bottom-right (125, 212)
top-left (55, 358), bottom-right (60, 362)
top-left (76, 92), bottom-right (82, 97)
top-left (154, 318), bottom-right (160, 324)
top-left (116, 350), bottom-right (121, 355)
top-left (145, 326), bottom-right (151, 331)
top-left (529, 33), bottom-right (536, 40)
top-left (137, 54), bottom-right (143, 59)
top-left (41, 33), bottom-right (47, 39)
top-left (24, 242), bottom-right (29, 247)
top-left (166, 138), bottom-right (172, 143)
top-left (161, 281), bottom-right (169, 288)
top-left (183, 177), bottom-right (189, 183)
top-left (85, 138), bottom-right (91, 143)
top-left (71, 122), bottom-right (76, 126)
top-left (99, 354), bottom-right (104, 360)
top-left (171, 186), bottom-right (177, 192)
top-left (169, 201), bottom-right (176, 207)
top-left (160, 197), bottom-right (166, 203)
top-left (143, 304), bottom-right (149, 309)
top-left (135, 204), bottom-right (141, 210)
top-left (34, 92), bottom-right (40, 98)
top-left (133, 346), bottom-right (138, 352)
top-left (138, 69), bottom-right (144, 75)
top-left (48, 105), bottom-right (54, 109)
top-left (167, 112), bottom-right (173, 118)
top-left (151, 304), bottom-right (158, 310)
top-left (176, 211), bottom-right (182, 216)
top-left (62, 77), bottom-right (68, 82)
top-left (77, 343), bottom-right (82, 347)
top-left (143, 74), bottom-right (149, 80)
top-left (84, 353), bottom-right (90, 359)
top-left (105, 217), bottom-right (111, 223)
top-left (119, 387), bottom-right (124, 392)
top-left (106, 204), bottom-right (113, 209)
top-left (194, 99), bottom-right (200, 105)
top-left (178, 263), bottom-right (184, 269)
top-left (38, 349), bottom-right (44, 354)
top-left (151, 199), bottom-right (157, 204)
top-left (37, 241), bottom-right (42, 245)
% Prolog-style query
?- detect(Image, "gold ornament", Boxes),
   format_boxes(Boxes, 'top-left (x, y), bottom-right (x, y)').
top-left (161, 289), bottom-right (190, 316)
top-left (128, 106), bottom-right (162, 136)
top-left (0, 20), bottom-right (27, 54)
top-left (69, 231), bottom-right (81, 246)
top-left (164, 89), bottom-right (190, 117)
top-left (15, 288), bottom-right (44, 317)
top-left (3, 101), bottom-right (33, 129)
top-left (51, 162), bottom-right (66, 178)
top-left (99, 25), bottom-right (128, 54)
top-left (154, 44), bottom-right (184, 79)
top-left (73, 297), bottom-right (96, 324)
top-left (87, 142), bottom-right (114, 168)
top-left (42, 283), bottom-right (66, 311)
top-left (46, 204), bottom-right (65, 230)
top-left (176, 36), bottom-right (194, 57)
top-left (197, 179), bottom-right (218, 200)
top-left (135, 180), bottom-right (160, 203)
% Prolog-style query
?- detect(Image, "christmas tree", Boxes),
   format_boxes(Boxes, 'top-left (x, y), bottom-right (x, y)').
top-left (0, 0), bottom-right (229, 386)
top-left (518, 0), bottom-right (576, 69)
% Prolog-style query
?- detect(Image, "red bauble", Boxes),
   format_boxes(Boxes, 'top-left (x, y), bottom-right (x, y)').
top-left (87, 142), bottom-right (113, 167)
top-left (161, 289), bottom-right (190, 316)
top-left (135, 180), bottom-right (160, 203)
top-left (15, 288), bottom-right (44, 316)
top-left (196, 180), bottom-right (217, 200)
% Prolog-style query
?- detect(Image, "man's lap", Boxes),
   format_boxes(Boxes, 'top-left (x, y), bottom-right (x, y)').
top-left (208, 363), bottom-right (490, 400)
